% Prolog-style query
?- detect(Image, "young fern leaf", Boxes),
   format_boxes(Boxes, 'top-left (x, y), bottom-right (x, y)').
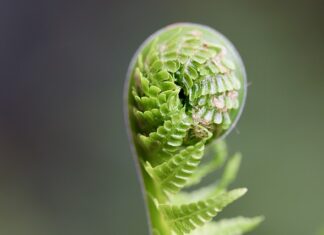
top-left (160, 188), bottom-right (247, 235)
top-left (172, 145), bottom-right (242, 204)
top-left (145, 134), bottom-right (208, 196)
top-left (125, 23), bottom-right (263, 235)
top-left (139, 109), bottom-right (192, 165)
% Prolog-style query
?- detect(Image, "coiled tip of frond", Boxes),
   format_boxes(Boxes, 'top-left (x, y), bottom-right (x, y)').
top-left (127, 23), bottom-right (246, 143)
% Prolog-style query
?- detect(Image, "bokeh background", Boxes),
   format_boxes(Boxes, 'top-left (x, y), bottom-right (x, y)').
top-left (1, 0), bottom-right (324, 234)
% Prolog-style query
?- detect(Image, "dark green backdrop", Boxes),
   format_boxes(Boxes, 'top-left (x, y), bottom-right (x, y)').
top-left (1, 0), bottom-right (323, 234)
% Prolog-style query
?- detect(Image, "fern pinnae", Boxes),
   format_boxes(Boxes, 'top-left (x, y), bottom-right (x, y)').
top-left (172, 144), bottom-right (242, 204)
top-left (145, 128), bottom-right (210, 196)
top-left (160, 188), bottom-right (247, 235)
top-left (125, 23), bottom-right (262, 235)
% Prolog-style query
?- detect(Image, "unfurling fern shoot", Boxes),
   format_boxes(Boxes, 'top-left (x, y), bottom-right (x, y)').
top-left (124, 23), bottom-right (263, 235)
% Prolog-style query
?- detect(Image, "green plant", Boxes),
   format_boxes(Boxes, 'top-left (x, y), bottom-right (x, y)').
top-left (124, 23), bottom-right (263, 235)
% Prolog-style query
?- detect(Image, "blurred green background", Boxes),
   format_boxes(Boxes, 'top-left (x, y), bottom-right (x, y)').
top-left (1, 0), bottom-right (323, 234)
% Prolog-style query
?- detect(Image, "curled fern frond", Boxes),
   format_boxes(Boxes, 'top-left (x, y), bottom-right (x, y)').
top-left (125, 23), bottom-right (262, 235)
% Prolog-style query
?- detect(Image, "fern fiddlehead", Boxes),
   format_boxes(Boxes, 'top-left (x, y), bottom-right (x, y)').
top-left (124, 23), bottom-right (263, 235)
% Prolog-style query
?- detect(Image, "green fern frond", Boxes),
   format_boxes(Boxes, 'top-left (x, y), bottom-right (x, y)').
top-left (145, 139), bottom-right (206, 196)
top-left (172, 146), bottom-right (242, 204)
top-left (125, 23), bottom-right (263, 235)
top-left (160, 188), bottom-right (247, 235)
top-left (139, 109), bottom-right (192, 165)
